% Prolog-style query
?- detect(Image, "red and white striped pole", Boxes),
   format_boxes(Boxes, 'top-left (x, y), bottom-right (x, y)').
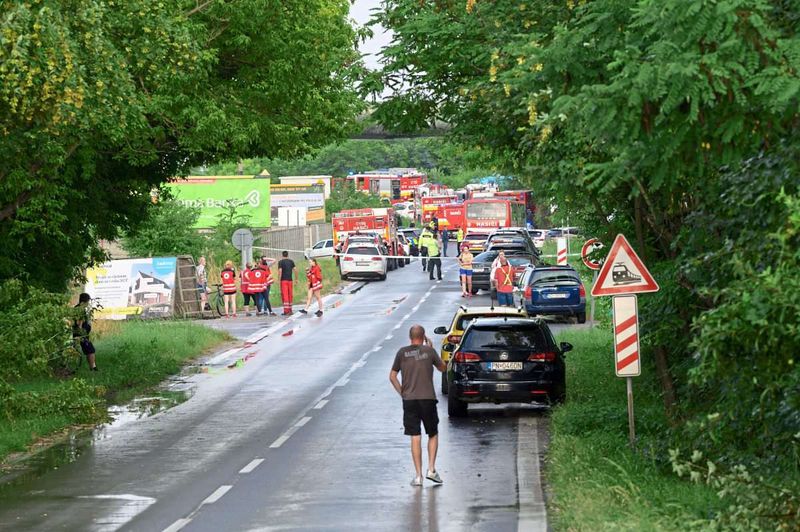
top-left (556, 237), bottom-right (568, 265)
top-left (613, 295), bottom-right (640, 447)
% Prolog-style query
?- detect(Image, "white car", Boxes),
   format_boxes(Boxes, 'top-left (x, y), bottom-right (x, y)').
top-left (340, 244), bottom-right (388, 281)
top-left (527, 229), bottom-right (546, 249)
top-left (393, 202), bottom-right (416, 219)
top-left (304, 239), bottom-right (334, 260)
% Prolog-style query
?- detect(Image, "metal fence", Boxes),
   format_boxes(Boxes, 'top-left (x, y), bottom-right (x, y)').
top-left (255, 224), bottom-right (333, 262)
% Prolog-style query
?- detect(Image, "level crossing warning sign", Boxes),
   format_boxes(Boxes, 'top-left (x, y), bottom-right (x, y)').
top-left (613, 295), bottom-right (640, 377)
top-left (591, 234), bottom-right (659, 297)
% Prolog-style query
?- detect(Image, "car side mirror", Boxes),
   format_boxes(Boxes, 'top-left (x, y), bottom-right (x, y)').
top-left (433, 326), bottom-right (448, 335)
top-left (560, 342), bottom-right (573, 353)
top-left (442, 343), bottom-right (455, 352)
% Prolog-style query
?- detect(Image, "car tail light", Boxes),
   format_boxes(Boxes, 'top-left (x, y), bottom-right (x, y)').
top-left (446, 334), bottom-right (462, 344)
top-left (371, 256), bottom-right (383, 261)
top-left (527, 351), bottom-right (556, 362)
top-left (343, 256), bottom-right (354, 261)
top-left (454, 351), bottom-right (481, 363)
top-left (524, 285), bottom-right (532, 299)
top-left (579, 284), bottom-right (586, 297)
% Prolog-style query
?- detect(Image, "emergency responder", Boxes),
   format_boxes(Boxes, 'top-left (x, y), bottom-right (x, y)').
top-left (221, 260), bottom-right (238, 317)
top-left (456, 227), bottom-right (464, 250)
top-left (441, 227), bottom-right (449, 257)
top-left (426, 231), bottom-right (442, 281)
top-left (494, 256), bottom-right (515, 306)
top-left (418, 226), bottom-right (434, 272)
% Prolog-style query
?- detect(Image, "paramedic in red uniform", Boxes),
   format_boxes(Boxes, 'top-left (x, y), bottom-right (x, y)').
top-left (247, 261), bottom-right (266, 316)
top-left (494, 256), bottom-right (515, 307)
top-left (277, 251), bottom-right (296, 316)
top-left (221, 260), bottom-right (238, 317)
top-left (299, 259), bottom-right (324, 317)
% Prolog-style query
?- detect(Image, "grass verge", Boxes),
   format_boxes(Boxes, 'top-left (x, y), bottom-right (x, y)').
top-left (1, 321), bottom-right (229, 463)
top-left (547, 327), bottom-right (722, 530)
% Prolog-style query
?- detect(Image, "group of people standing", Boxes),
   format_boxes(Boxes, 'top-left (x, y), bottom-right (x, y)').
top-left (196, 251), bottom-right (325, 319)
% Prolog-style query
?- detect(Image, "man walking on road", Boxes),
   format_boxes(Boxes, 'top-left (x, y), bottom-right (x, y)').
top-left (277, 251), bottom-right (297, 316)
top-left (441, 228), bottom-right (449, 257)
top-left (426, 232), bottom-right (442, 281)
top-left (390, 325), bottom-right (447, 487)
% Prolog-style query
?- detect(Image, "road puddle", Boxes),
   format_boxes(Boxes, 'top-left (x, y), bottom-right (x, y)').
top-left (0, 389), bottom-right (190, 490)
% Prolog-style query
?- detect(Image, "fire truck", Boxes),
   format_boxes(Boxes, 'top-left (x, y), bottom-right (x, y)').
top-left (346, 170), bottom-right (427, 202)
top-left (434, 203), bottom-right (466, 231)
top-left (494, 190), bottom-right (535, 213)
top-left (420, 195), bottom-right (458, 224)
top-left (332, 208), bottom-right (404, 269)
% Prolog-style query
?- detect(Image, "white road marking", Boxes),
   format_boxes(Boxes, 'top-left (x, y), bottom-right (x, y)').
top-left (201, 485), bottom-right (232, 505)
top-left (239, 459), bottom-right (264, 474)
top-left (517, 416), bottom-right (547, 531)
top-left (385, 334), bottom-right (394, 340)
top-left (412, 305), bottom-right (421, 312)
top-left (78, 494), bottom-right (156, 502)
top-left (295, 416), bottom-right (312, 427)
top-left (371, 345), bottom-right (382, 352)
top-left (403, 313), bottom-right (412, 320)
top-left (206, 348), bottom-right (242, 365)
top-left (269, 426), bottom-right (300, 448)
top-left (313, 399), bottom-right (329, 410)
top-left (163, 518), bottom-right (192, 532)
top-left (334, 377), bottom-right (350, 387)
top-left (392, 323), bottom-right (402, 330)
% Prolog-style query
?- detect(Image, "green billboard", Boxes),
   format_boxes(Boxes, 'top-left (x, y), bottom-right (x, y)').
top-left (165, 177), bottom-right (271, 228)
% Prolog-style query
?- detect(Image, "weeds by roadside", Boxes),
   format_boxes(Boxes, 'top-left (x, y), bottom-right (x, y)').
top-left (546, 327), bottom-right (722, 530)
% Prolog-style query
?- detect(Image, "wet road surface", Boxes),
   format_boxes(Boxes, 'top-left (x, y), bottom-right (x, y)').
top-left (0, 259), bottom-right (571, 531)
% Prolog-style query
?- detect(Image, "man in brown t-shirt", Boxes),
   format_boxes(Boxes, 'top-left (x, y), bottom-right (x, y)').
top-left (390, 324), bottom-right (447, 487)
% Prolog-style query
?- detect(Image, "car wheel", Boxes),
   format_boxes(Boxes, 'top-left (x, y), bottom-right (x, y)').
top-left (398, 259), bottom-right (405, 268)
top-left (470, 287), bottom-right (479, 295)
top-left (577, 312), bottom-right (586, 324)
top-left (441, 372), bottom-right (448, 395)
top-left (379, 273), bottom-right (387, 281)
top-left (447, 390), bottom-right (468, 417)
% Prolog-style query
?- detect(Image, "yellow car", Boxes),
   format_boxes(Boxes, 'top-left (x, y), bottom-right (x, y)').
top-left (433, 305), bottom-right (527, 394)
top-left (463, 231), bottom-right (490, 253)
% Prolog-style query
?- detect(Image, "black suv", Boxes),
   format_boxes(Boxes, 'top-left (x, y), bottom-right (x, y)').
top-left (446, 317), bottom-right (570, 416)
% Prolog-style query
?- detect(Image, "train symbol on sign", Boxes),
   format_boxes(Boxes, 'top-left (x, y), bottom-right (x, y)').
top-left (612, 263), bottom-right (642, 285)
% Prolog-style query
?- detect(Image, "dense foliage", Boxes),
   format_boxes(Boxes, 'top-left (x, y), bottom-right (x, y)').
top-left (199, 138), bottom-right (498, 188)
top-left (372, 0), bottom-right (800, 525)
top-left (0, 0), bottom-right (362, 290)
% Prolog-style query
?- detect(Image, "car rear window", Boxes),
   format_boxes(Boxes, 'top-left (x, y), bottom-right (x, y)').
top-left (529, 270), bottom-right (579, 285)
top-left (462, 326), bottom-right (550, 351)
top-left (508, 257), bottom-right (532, 267)
top-left (473, 251), bottom-right (499, 262)
top-left (347, 246), bottom-right (379, 255)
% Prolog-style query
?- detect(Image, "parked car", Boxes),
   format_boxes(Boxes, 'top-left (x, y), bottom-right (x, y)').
top-left (433, 305), bottom-right (527, 394)
top-left (446, 317), bottom-right (570, 416)
top-left (304, 239), bottom-right (335, 260)
top-left (393, 202), bottom-right (416, 219)
top-left (463, 231), bottom-right (490, 253)
top-left (340, 244), bottom-right (388, 281)
top-left (487, 227), bottom-right (537, 252)
top-left (470, 250), bottom-right (537, 294)
top-left (527, 229), bottom-right (546, 249)
top-left (518, 265), bottom-right (587, 323)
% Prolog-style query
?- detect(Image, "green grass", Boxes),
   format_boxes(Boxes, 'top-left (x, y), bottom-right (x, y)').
top-left (1, 321), bottom-right (229, 462)
top-left (547, 327), bottom-right (722, 530)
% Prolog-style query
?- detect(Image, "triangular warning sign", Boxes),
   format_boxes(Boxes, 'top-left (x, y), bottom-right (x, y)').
top-left (591, 234), bottom-right (659, 296)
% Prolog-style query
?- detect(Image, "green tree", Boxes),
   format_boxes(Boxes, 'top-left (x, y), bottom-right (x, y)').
top-left (122, 200), bottom-right (205, 258)
top-left (0, 0), bottom-right (362, 290)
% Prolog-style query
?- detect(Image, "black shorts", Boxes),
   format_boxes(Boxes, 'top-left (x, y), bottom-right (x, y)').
top-left (79, 338), bottom-right (95, 356)
top-left (402, 399), bottom-right (439, 436)
top-left (243, 293), bottom-right (257, 305)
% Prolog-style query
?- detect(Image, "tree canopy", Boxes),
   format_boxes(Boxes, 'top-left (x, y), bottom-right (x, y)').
top-left (0, 0), bottom-right (362, 289)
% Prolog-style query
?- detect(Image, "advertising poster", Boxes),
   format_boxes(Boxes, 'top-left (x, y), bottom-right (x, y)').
top-left (85, 257), bottom-right (177, 320)
top-left (165, 176), bottom-right (271, 228)
top-left (270, 184), bottom-right (326, 225)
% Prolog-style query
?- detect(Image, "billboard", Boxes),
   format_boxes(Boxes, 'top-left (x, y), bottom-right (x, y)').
top-left (165, 176), bottom-right (271, 228)
top-left (85, 257), bottom-right (177, 320)
top-left (270, 184), bottom-right (326, 225)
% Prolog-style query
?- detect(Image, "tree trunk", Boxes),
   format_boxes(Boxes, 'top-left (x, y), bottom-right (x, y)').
top-left (653, 345), bottom-right (678, 423)
top-left (634, 193), bottom-right (645, 256)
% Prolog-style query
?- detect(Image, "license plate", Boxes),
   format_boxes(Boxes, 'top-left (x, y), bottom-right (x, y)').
top-left (472, 267), bottom-right (483, 272)
top-left (547, 293), bottom-right (569, 299)
top-left (356, 261), bottom-right (370, 267)
top-left (494, 383), bottom-right (511, 391)
top-left (489, 362), bottom-right (523, 371)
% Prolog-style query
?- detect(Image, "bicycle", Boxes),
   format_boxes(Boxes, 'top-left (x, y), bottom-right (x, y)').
top-left (210, 283), bottom-right (225, 317)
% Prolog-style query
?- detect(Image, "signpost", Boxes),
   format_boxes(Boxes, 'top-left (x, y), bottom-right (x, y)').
top-left (581, 238), bottom-right (603, 325)
top-left (556, 237), bottom-right (568, 265)
top-left (591, 234), bottom-right (659, 448)
top-left (231, 228), bottom-right (254, 269)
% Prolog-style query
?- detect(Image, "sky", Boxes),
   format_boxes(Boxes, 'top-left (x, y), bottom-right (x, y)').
top-left (350, 0), bottom-right (391, 70)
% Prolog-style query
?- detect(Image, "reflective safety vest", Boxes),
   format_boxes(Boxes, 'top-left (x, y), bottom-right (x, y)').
top-left (221, 268), bottom-right (237, 294)
top-left (249, 267), bottom-right (266, 292)
top-left (240, 268), bottom-right (253, 294)
top-left (495, 265), bottom-right (514, 293)
top-left (457, 228), bottom-right (464, 242)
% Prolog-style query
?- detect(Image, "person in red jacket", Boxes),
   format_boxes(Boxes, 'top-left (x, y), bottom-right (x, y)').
top-left (240, 262), bottom-right (256, 316)
top-left (493, 256), bottom-right (515, 307)
top-left (299, 259), bottom-right (324, 317)
top-left (221, 260), bottom-right (238, 318)
top-left (256, 257), bottom-right (277, 316)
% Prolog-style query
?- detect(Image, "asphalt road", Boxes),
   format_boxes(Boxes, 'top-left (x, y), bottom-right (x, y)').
top-left (0, 258), bottom-right (573, 532)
